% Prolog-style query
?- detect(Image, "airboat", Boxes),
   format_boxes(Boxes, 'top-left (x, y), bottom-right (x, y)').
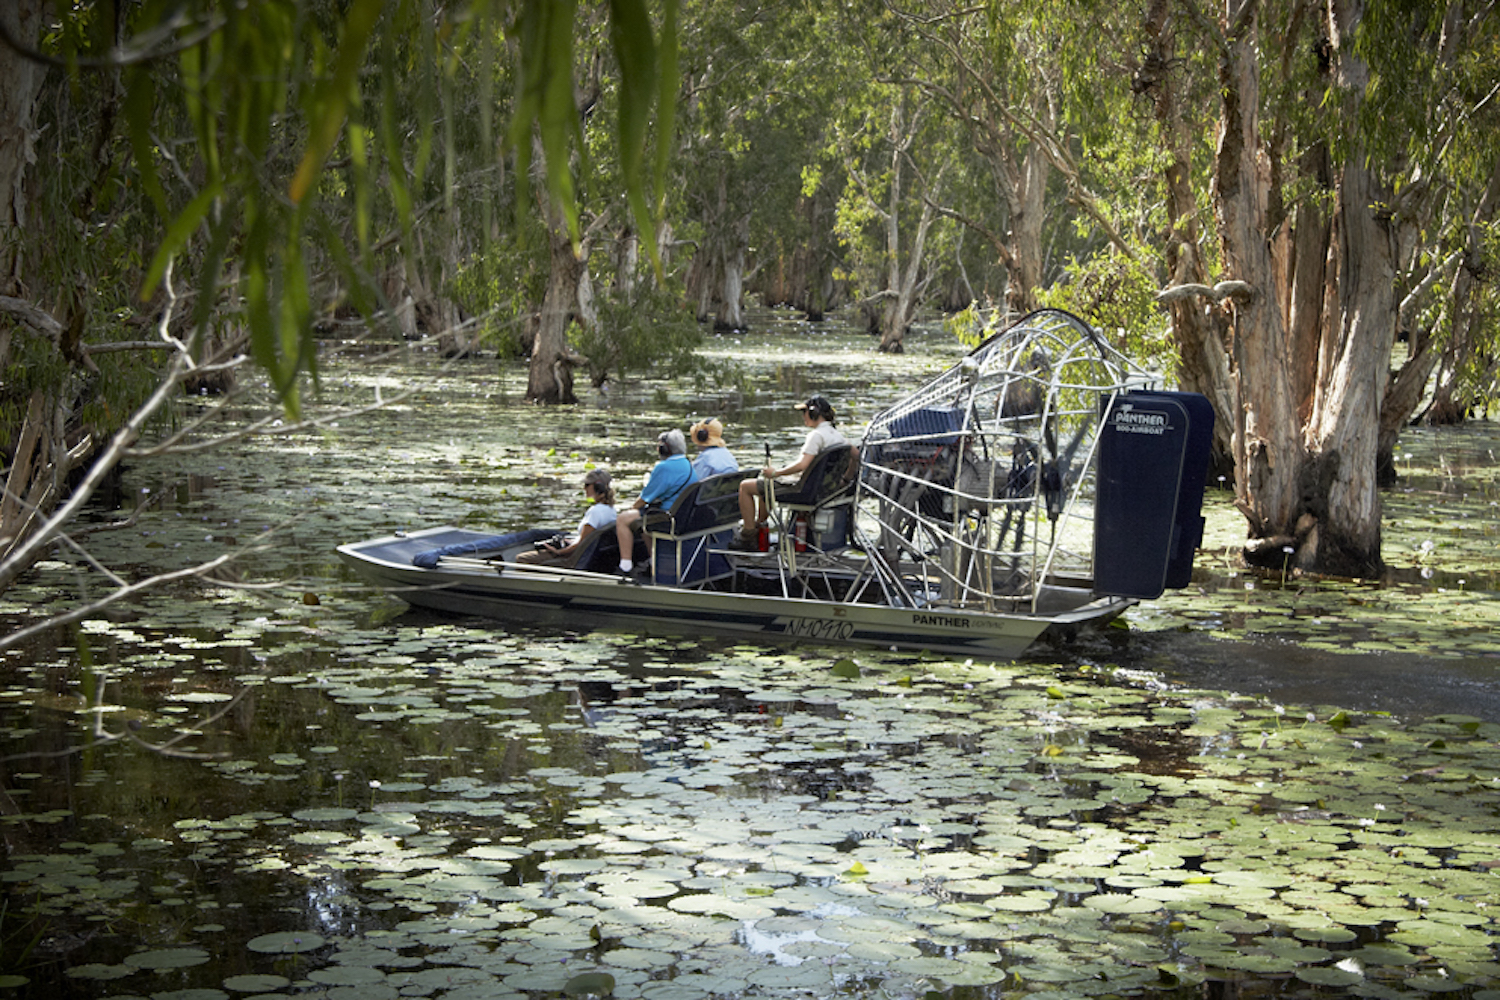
top-left (338, 309), bottom-right (1213, 659)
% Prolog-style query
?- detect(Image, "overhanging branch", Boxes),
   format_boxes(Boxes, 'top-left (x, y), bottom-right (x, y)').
top-left (1156, 280), bottom-right (1254, 305)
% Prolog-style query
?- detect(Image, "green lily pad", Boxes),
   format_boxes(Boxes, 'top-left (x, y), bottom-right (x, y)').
top-left (246, 931), bottom-right (326, 954)
top-left (123, 948), bottom-right (211, 970)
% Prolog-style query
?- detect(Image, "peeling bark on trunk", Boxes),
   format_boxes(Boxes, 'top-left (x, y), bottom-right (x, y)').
top-left (1285, 144), bottom-right (1333, 424)
top-left (1214, 1), bottom-right (1304, 552)
top-left (0, 1), bottom-right (45, 299)
top-left (1309, 158), bottom-right (1391, 576)
top-left (1301, 0), bottom-right (1390, 578)
top-left (1142, 0), bottom-right (1235, 475)
top-left (527, 217), bottom-right (586, 404)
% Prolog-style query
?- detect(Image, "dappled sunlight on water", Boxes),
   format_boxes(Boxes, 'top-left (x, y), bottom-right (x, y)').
top-left (0, 316), bottom-right (1497, 998)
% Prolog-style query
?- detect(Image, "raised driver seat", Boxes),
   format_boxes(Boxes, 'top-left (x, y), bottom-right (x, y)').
top-left (770, 445), bottom-right (858, 554)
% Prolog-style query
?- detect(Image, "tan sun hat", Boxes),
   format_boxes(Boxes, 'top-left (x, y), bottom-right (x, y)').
top-left (690, 418), bottom-right (726, 448)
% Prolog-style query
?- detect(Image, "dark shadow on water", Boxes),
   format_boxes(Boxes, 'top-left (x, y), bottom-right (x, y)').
top-left (383, 599), bottom-right (1500, 723)
top-left (1112, 628), bottom-right (1500, 722)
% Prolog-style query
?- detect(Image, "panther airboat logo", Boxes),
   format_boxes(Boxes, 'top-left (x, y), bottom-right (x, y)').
top-left (1110, 404), bottom-right (1170, 435)
top-left (913, 613), bottom-right (970, 628)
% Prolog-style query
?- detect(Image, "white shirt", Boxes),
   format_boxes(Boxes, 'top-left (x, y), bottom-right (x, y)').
top-left (802, 421), bottom-right (846, 457)
top-left (578, 502), bottom-right (617, 537)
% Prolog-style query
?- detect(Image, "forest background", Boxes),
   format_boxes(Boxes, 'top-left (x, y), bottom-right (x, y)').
top-left (0, 0), bottom-right (1496, 619)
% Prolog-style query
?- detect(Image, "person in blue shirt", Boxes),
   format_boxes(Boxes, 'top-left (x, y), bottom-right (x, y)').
top-left (615, 428), bottom-right (696, 576)
top-left (689, 418), bottom-right (739, 478)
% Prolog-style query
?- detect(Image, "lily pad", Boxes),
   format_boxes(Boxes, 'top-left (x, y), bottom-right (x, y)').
top-left (246, 931), bottom-right (326, 954)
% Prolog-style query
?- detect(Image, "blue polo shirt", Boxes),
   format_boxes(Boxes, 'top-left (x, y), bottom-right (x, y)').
top-left (640, 454), bottom-right (696, 507)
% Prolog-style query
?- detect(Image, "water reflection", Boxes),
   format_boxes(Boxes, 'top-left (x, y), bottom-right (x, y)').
top-left (0, 317), bottom-right (1497, 997)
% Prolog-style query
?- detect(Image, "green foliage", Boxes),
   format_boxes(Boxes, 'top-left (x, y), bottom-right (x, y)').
top-left (1038, 247), bottom-right (1174, 368)
top-left (32, 0), bottom-right (679, 423)
top-left (574, 285), bottom-right (703, 386)
top-left (508, 0), bottom-right (679, 275)
top-left (451, 235), bottom-right (549, 358)
top-left (943, 303), bottom-right (995, 351)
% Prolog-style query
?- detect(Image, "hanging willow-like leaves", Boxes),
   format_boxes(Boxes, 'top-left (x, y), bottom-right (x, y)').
top-left (110, 0), bottom-right (679, 415)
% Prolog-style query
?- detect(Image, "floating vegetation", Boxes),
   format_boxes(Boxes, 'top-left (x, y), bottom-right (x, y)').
top-left (5, 622), bottom-right (1500, 998)
top-left (0, 323), bottom-right (1497, 997)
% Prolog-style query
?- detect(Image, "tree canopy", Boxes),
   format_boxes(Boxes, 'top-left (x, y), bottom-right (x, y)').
top-left (1, 0), bottom-right (1497, 588)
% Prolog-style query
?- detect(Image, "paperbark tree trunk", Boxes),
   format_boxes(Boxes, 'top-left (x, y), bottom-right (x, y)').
top-left (879, 193), bottom-right (938, 354)
top-left (1424, 154), bottom-right (1500, 425)
top-left (1141, 0), bottom-right (1235, 474)
top-left (0, 1), bottom-right (69, 563)
top-left (527, 203), bottom-right (588, 404)
top-left (1180, 0), bottom-right (1394, 579)
top-left (718, 213), bottom-right (748, 331)
top-left (1307, 157), bottom-right (1391, 575)
top-left (683, 168), bottom-right (750, 331)
top-left (0, 1), bottom-right (45, 300)
top-left (1213, 0), bottom-right (1305, 557)
top-left (1298, 0), bottom-right (1392, 577)
top-left (875, 129), bottom-right (941, 354)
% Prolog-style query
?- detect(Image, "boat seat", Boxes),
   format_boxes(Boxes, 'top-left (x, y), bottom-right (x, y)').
top-left (644, 469), bottom-right (756, 538)
top-left (642, 470), bottom-right (755, 585)
top-left (772, 445), bottom-right (858, 511)
top-left (566, 522), bottom-right (650, 573)
top-left (770, 445), bottom-right (859, 555)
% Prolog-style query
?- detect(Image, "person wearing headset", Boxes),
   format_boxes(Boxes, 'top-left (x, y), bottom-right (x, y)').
top-left (730, 396), bottom-right (846, 550)
top-left (615, 428), bottom-right (697, 577)
top-left (689, 418), bottom-right (739, 478)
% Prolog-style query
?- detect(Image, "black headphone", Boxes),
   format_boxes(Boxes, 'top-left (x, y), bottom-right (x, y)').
top-left (695, 427), bottom-right (710, 444)
top-left (657, 434), bottom-right (671, 458)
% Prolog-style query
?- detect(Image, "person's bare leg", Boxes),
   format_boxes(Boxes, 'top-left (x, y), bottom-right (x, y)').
top-left (737, 479), bottom-right (758, 534)
top-left (616, 509), bottom-right (639, 572)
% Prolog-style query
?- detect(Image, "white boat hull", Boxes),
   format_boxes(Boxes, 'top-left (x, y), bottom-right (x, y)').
top-left (337, 527), bottom-right (1132, 660)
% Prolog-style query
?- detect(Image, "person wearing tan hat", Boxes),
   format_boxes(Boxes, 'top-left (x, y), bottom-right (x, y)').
top-left (689, 418), bottom-right (739, 478)
top-left (730, 396), bottom-right (846, 550)
top-left (518, 467), bottom-right (618, 566)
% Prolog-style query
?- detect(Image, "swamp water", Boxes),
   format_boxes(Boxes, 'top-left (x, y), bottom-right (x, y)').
top-left (0, 317), bottom-right (1498, 1000)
